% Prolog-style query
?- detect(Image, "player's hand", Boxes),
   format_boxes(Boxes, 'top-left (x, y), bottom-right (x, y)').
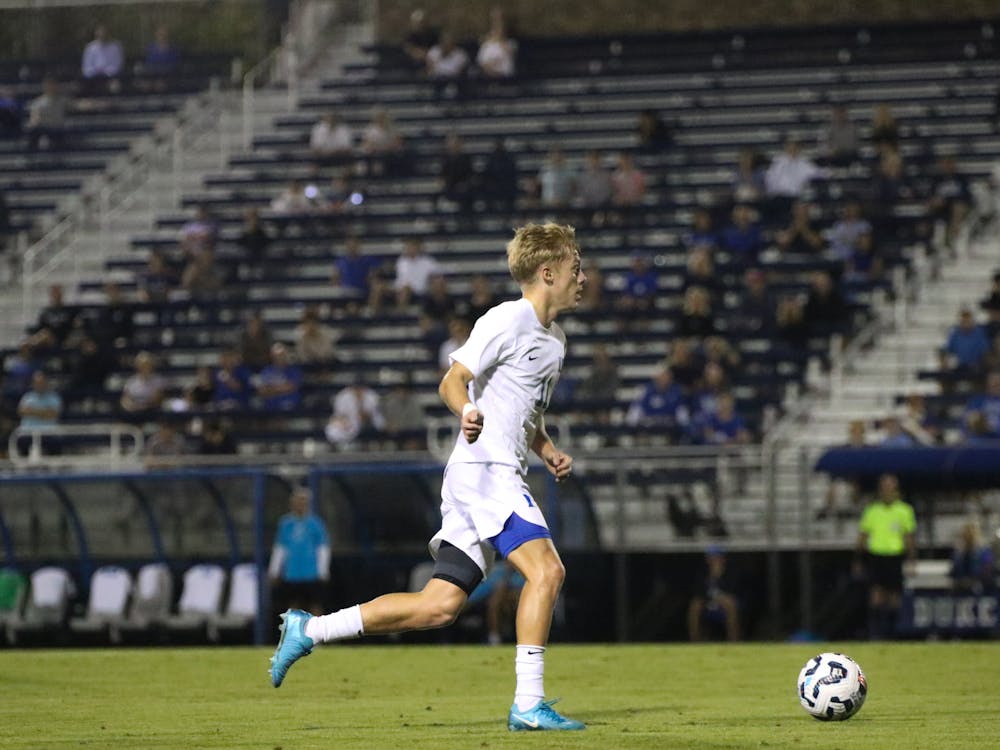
top-left (544, 448), bottom-right (573, 482)
top-left (462, 406), bottom-right (484, 443)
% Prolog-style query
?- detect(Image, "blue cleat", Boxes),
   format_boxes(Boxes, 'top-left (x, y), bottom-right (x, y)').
top-left (269, 609), bottom-right (315, 687)
top-left (507, 699), bottom-right (585, 731)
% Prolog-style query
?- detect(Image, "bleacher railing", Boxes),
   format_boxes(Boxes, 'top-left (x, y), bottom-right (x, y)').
top-left (8, 423), bottom-right (144, 469)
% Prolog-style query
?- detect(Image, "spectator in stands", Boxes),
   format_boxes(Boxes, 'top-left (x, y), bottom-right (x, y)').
top-left (270, 180), bottom-right (316, 216)
top-left (731, 268), bottom-right (774, 336)
top-left (775, 200), bottom-right (825, 256)
top-left (480, 137), bottom-right (518, 213)
top-left (578, 259), bottom-right (606, 314)
top-left (394, 238), bottom-right (440, 307)
top-left (360, 108), bottom-right (406, 176)
top-left (690, 360), bottom-right (728, 422)
top-left (183, 366), bottom-right (215, 411)
top-left (870, 103), bottom-right (900, 155)
top-left (420, 274), bottom-right (457, 353)
top-left (25, 77), bottom-right (69, 152)
top-left (143, 24), bottom-right (181, 78)
top-left (687, 545), bottom-right (741, 642)
top-left (213, 349), bottom-right (252, 411)
top-left (324, 377), bottom-right (386, 449)
top-left (309, 113), bottom-right (354, 162)
top-left (119, 351), bottom-right (165, 422)
top-left (625, 364), bottom-right (690, 438)
top-left (637, 109), bottom-right (672, 154)
top-left (2, 342), bottom-right (38, 430)
top-left (17, 371), bottom-right (61, 438)
top-left (951, 521), bottom-right (995, 594)
top-left (536, 148), bottom-right (575, 208)
top-left (678, 286), bottom-right (717, 340)
top-left (827, 199), bottom-right (872, 263)
top-left (255, 343), bottom-right (303, 411)
top-left (610, 151), bottom-right (647, 209)
top-left (683, 246), bottom-right (720, 304)
top-left (238, 312), bottom-right (274, 371)
top-left (269, 487), bottom-right (330, 616)
top-left (90, 281), bottom-right (134, 350)
top-left (926, 156), bottom-right (972, 250)
top-left (66, 334), bottom-right (111, 405)
top-left (438, 315), bottom-right (472, 376)
top-left (137, 250), bottom-right (176, 306)
top-left (731, 149), bottom-right (767, 207)
top-left (575, 344), bottom-right (620, 422)
top-left (775, 295), bottom-right (809, 349)
top-left (683, 208), bottom-right (718, 253)
top-left (439, 133), bottom-right (477, 217)
top-left (576, 150), bottom-right (613, 226)
top-left (0, 86), bottom-right (21, 138)
top-left (702, 392), bottom-right (750, 445)
top-left (764, 137), bottom-right (826, 212)
top-left (401, 8), bottom-right (439, 72)
top-left (81, 24), bottom-right (124, 94)
top-left (465, 273), bottom-right (498, 321)
top-left (294, 306), bottom-right (338, 366)
top-left (143, 419), bottom-right (186, 468)
top-left (963, 371), bottom-right (1000, 438)
top-left (29, 284), bottom-right (77, 352)
top-left (720, 204), bottom-right (764, 266)
top-left (196, 418), bottom-right (237, 456)
top-left (382, 376), bottom-right (426, 450)
top-left (818, 419), bottom-right (867, 521)
top-left (613, 252), bottom-right (658, 331)
top-left (855, 472), bottom-right (916, 639)
top-left (878, 414), bottom-right (917, 448)
top-left (940, 308), bottom-right (990, 374)
top-left (179, 204), bottom-right (218, 261)
top-left (181, 248), bottom-right (223, 303)
top-left (320, 172), bottom-right (361, 219)
top-left (818, 105), bottom-right (859, 167)
top-left (236, 207), bottom-right (272, 268)
top-left (666, 338), bottom-right (702, 392)
top-left (331, 236), bottom-right (386, 315)
top-left (426, 30), bottom-right (470, 99)
top-left (896, 393), bottom-right (940, 445)
top-left (803, 271), bottom-right (848, 334)
top-left (701, 336), bottom-right (740, 378)
top-left (476, 9), bottom-right (517, 80)
top-left (844, 230), bottom-right (883, 284)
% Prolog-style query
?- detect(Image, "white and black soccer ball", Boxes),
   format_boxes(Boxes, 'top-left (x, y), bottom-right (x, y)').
top-left (797, 652), bottom-right (868, 721)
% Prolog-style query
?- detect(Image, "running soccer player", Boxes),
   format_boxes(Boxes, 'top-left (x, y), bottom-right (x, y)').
top-left (269, 223), bottom-right (587, 731)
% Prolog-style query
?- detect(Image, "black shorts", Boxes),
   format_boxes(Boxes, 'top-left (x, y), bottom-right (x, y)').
top-left (867, 553), bottom-right (904, 591)
top-left (274, 580), bottom-right (327, 609)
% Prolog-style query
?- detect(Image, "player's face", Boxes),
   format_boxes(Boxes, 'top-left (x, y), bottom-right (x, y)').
top-left (551, 251), bottom-right (586, 313)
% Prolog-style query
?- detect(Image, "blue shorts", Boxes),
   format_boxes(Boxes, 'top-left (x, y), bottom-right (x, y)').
top-left (489, 512), bottom-right (552, 559)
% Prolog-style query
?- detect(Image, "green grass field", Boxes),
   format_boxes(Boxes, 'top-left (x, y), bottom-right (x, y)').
top-left (2, 642), bottom-right (997, 749)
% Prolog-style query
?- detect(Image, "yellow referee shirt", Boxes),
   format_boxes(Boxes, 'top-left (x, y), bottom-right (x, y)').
top-left (859, 499), bottom-right (916, 556)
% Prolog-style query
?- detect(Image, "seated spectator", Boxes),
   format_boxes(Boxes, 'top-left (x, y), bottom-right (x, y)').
top-left (119, 351), bottom-right (165, 422)
top-left (294, 306), bottom-right (338, 366)
top-left (575, 344), bottom-right (621, 415)
top-left (90, 282), bottom-right (134, 350)
top-left (684, 247), bottom-right (721, 304)
top-left (611, 152), bottom-right (647, 208)
top-left (324, 378), bottom-right (386, 448)
top-left (17, 370), bottom-right (61, 431)
top-left (270, 180), bottom-right (316, 215)
top-left (701, 392), bottom-right (750, 445)
top-left (803, 271), bottom-right (848, 334)
top-left (184, 366), bottom-right (215, 410)
top-left (465, 274), bottom-right (498, 321)
top-left (870, 103), bottom-right (900, 155)
top-left (690, 361), bottom-right (729, 422)
top-left (439, 133), bottom-right (477, 216)
top-left (236, 207), bottom-right (272, 267)
top-left (687, 545), bottom-right (741, 642)
top-left (66, 335), bottom-right (112, 404)
top-left (426, 31), bottom-right (469, 98)
top-left (179, 204), bottom-right (219, 261)
top-left (81, 24), bottom-right (124, 94)
top-left (381, 377), bottom-right (425, 450)
top-left (332, 236), bottom-right (386, 314)
top-left (720, 204), bottom-right (764, 266)
top-left (764, 137), bottom-right (826, 202)
top-left (394, 238), bottom-right (440, 307)
top-left (775, 295), bottom-right (809, 348)
top-left (845, 230), bottom-right (883, 284)
top-left (940, 308), bottom-right (990, 373)
top-left (254, 343), bottom-right (302, 411)
top-left (420, 274), bottom-right (456, 352)
top-left (614, 252), bottom-right (658, 330)
top-left (309, 113), bottom-right (354, 162)
top-left (701, 336), bottom-right (741, 377)
top-left (476, 12), bottom-right (516, 79)
top-left (197, 418), bottom-right (238, 456)
top-left (480, 137), bottom-right (518, 213)
top-left (576, 151), bottom-right (613, 225)
top-left (181, 248), bottom-right (223, 303)
top-left (401, 8), bottom-right (439, 71)
top-left (899, 392), bottom-right (941, 445)
top-left (625, 365), bottom-right (690, 436)
top-left (678, 286), bottom-right (717, 339)
top-left (360, 108), bottom-right (406, 175)
top-left (637, 109), bottom-right (672, 153)
top-left (731, 149), bottom-right (766, 206)
top-left (826, 200), bottom-right (872, 263)
top-left (775, 201), bottom-right (825, 256)
top-left (818, 104), bottom-right (859, 166)
top-left (320, 172), bottom-right (361, 218)
top-left (143, 24), bottom-right (180, 77)
top-left (438, 316), bottom-right (472, 375)
top-left (2, 342), bottom-right (38, 424)
top-left (238, 312), bottom-right (274, 371)
top-left (213, 349), bottom-right (252, 410)
top-left (926, 156), bottom-right (972, 250)
top-left (870, 147), bottom-right (910, 231)
top-left (137, 251), bottom-right (176, 305)
top-left (536, 148), bottom-right (575, 208)
top-left (730, 268), bottom-right (775, 336)
top-left (951, 521), bottom-right (996, 593)
top-left (25, 77), bottom-right (69, 152)
top-left (963, 371), bottom-right (1000, 437)
top-left (143, 419), bottom-right (186, 468)
top-left (29, 284), bottom-right (77, 353)
top-left (878, 415), bottom-right (917, 447)
top-left (683, 208), bottom-right (718, 253)
top-left (666, 338), bottom-right (703, 392)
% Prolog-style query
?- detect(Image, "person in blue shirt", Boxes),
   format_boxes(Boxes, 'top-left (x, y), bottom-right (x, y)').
top-left (941, 309), bottom-right (990, 373)
top-left (144, 25), bottom-right (181, 77)
top-left (16, 370), bottom-right (62, 457)
top-left (963, 371), bottom-right (1000, 437)
top-left (213, 349), bottom-right (252, 410)
top-left (254, 343), bottom-right (302, 411)
top-left (269, 487), bottom-right (331, 615)
top-left (625, 365), bottom-right (689, 440)
top-left (701, 392), bottom-right (750, 445)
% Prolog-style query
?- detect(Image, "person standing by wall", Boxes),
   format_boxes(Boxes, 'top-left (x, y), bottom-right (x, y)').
top-left (269, 487), bottom-right (331, 616)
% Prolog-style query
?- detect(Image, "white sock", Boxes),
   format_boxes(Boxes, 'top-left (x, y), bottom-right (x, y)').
top-left (514, 644), bottom-right (545, 711)
top-left (304, 605), bottom-right (364, 643)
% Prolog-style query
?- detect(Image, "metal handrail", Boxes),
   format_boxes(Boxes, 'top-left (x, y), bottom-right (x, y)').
top-left (9, 423), bottom-right (145, 468)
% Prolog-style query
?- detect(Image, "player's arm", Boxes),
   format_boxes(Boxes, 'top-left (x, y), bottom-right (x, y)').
top-left (531, 417), bottom-right (572, 482)
top-left (438, 361), bottom-right (483, 443)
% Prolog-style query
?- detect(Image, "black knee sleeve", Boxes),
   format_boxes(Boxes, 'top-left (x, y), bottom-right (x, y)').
top-left (432, 541), bottom-right (484, 596)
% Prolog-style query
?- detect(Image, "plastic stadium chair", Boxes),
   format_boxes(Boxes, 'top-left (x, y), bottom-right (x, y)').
top-left (208, 562), bottom-right (258, 641)
top-left (6, 566), bottom-right (75, 645)
top-left (164, 563), bottom-right (227, 639)
top-left (69, 566), bottom-right (133, 644)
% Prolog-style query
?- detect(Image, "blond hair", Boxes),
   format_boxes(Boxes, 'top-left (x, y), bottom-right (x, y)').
top-left (506, 223), bottom-right (579, 285)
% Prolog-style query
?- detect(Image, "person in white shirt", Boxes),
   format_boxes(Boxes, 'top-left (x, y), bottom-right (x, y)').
top-left (324, 380), bottom-right (386, 448)
top-left (270, 223), bottom-right (588, 732)
top-left (764, 138), bottom-right (826, 199)
top-left (394, 238), bottom-right (440, 306)
top-left (426, 31), bottom-right (469, 99)
top-left (81, 24), bottom-right (124, 93)
top-left (309, 113), bottom-right (353, 161)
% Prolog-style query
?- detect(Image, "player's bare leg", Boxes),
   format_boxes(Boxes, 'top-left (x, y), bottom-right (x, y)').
top-left (358, 578), bottom-right (467, 633)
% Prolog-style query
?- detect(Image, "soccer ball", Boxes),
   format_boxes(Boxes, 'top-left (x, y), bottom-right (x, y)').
top-left (797, 652), bottom-right (867, 721)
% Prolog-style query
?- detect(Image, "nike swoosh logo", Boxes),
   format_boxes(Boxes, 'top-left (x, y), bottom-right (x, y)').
top-left (519, 717), bottom-right (540, 728)
top-left (527, 649), bottom-right (543, 655)
top-left (528, 355), bottom-right (538, 361)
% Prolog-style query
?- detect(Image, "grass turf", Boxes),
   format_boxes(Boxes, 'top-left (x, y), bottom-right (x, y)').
top-left (2, 642), bottom-right (997, 749)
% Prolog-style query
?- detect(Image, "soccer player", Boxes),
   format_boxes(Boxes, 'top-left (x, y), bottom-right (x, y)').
top-left (269, 223), bottom-right (587, 731)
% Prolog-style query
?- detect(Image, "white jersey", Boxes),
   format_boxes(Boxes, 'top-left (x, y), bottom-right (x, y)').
top-left (447, 298), bottom-right (565, 473)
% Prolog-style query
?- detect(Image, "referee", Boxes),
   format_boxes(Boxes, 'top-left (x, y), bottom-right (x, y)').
top-left (855, 473), bottom-right (916, 639)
